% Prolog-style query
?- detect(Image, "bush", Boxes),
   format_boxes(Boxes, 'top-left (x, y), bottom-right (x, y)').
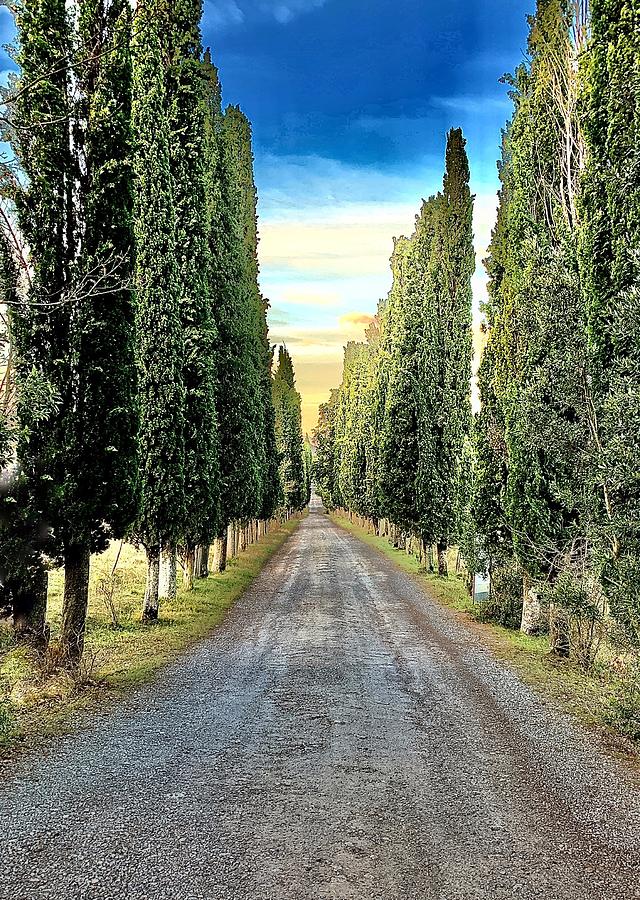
top-left (478, 562), bottom-right (523, 629)
top-left (604, 658), bottom-right (640, 741)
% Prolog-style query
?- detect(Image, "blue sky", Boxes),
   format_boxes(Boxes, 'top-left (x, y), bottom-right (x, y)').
top-left (201, 0), bottom-right (532, 427)
top-left (0, 1), bottom-right (533, 429)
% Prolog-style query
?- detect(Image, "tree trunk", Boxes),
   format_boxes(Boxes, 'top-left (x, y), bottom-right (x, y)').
top-left (212, 533), bottom-right (228, 574)
top-left (12, 567), bottom-right (49, 648)
top-left (60, 541), bottom-right (92, 665)
top-left (159, 548), bottom-right (177, 601)
top-left (183, 546), bottom-right (195, 591)
top-left (520, 575), bottom-right (546, 635)
top-left (437, 541), bottom-right (448, 577)
top-left (198, 545), bottom-right (209, 578)
top-left (420, 539), bottom-right (428, 568)
top-left (142, 548), bottom-right (160, 621)
top-left (228, 523), bottom-right (236, 559)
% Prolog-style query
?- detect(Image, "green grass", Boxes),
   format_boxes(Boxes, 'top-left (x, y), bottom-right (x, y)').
top-left (331, 512), bottom-right (627, 748)
top-left (0, 516), bottom-right (302, 756)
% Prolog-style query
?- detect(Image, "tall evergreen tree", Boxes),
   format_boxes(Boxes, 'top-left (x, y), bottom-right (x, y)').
top-left (427, 129), bottom-right (475, 574)
top-left (0, 229), bottom-right (49, 641)
top-left (580, 0), bottom-right (640, 640)
top-left (166, 0), bottom-right (219, 590)
top-left (313, 390), bottom-right (340, 511)
top-left (223, 107), bottom-right (280, 523)
top-left (205, 78), bottom-right (269, 542)
top-left (479, 0), bottom-right (591, 640)
top-left (8, 0), bottom-right (71, 644)
top-left (131, 0), bottom-right (185, 620)
top-left (9, 0), bottom-right (139, 660)
top-left (377, 236), bottom-right (420, 534)
top-left (272, 346), bottom-right (305, 513)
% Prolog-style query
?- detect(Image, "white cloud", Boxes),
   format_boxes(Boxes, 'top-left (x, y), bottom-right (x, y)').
top-left (431, 94), bottom-right (512, 116)
top-left (260, 0), bottom-right (328, 23)
top-left (256, 153), bottom-right (443, 217)
top-left (256, 153), bottom-right (500, 427)
top-left (204, 0), bottom-right (245, 29)
top-left (204, 0), bottom-right (327, 29)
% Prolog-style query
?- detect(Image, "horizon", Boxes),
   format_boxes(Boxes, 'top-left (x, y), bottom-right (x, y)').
top-left (199, 0), bottom-right (531, 431)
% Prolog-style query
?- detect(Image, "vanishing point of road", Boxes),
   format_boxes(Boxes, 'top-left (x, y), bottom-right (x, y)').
top-left (2, 498), bottom-right (640, 900)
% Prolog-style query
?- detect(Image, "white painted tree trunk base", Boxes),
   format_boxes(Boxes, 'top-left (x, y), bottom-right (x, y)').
top-left (159, 550), bottom-right (177, 601)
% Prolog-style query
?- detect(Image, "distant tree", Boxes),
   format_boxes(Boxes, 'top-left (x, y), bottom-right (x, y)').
top-left (313, 391), bottom-right (340, 511)
top-left (272, 347), bottom-right (306, 512)
top-left (303, 438), bottom-right (313, 507)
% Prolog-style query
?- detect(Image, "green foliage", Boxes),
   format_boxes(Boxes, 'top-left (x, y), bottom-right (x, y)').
top-left (166, 0), bottom-right (219, 550)
top-left (579, 0), bottom-right (640, 641)
top-left (303, 438), bottom-right (313, 507)
top-left (272, 347), bottom-right (306, 512)
top-left (604, 659), bottom-right (640, 741)
top-left (322, 131), bottom-right (474, 556)
top-left (204, 74), bottom-right (277, 527)
top-left (131, 1), bottom-right (185, 553)
top-left (377, 236), bottom-right (420, 531)
top-left (11, 0), bottom-right (140, 553)
top-left (312, 391), bottom-right (340, 510)
top-left (475, 0), bottom-right (593, 640)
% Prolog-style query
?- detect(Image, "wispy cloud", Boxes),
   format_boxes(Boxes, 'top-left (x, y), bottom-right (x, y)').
top-left (431, 94), bottom-right (512, 116)
top-left (340, 312), bottom-right (375, 328)
top-left (256, 153), bottom-right (499, 429)
top-left (205, 0), bottom-right (245, 29)
top-left (204, 0), bottom-right (327, 30)
top-left (256, 153), bottom-right (442, 217)
top-left (260, 0), bottom-right (328, 24)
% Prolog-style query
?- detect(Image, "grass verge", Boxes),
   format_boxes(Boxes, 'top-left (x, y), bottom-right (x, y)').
top-left (0, 516), bottom-right (302, 758)
top-left (331, 511), bottom-right (634, 756)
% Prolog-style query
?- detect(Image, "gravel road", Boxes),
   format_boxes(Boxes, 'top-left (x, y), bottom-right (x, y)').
top-left (2, 498), bottom-right (640, 900)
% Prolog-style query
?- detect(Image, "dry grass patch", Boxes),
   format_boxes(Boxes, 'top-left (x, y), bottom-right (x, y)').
top-left (0, 516), bottom-right (302, 756)
top-left (331, 511), bottom-right (634, 755)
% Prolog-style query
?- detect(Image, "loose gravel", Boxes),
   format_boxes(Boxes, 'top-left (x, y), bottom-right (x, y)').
top-left (2, 499), bottom-right (640, 900)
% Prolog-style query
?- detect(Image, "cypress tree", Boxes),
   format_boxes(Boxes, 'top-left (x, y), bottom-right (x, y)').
top-left (9, 0), bottom-right (139, 661)
top-left (313, 390), bottom-right (340, 511)
top-left (303, 438), bottom-right (313, 507)
top-left (580, 0), bottom-right (640, 639)
top-left (426, 128), bottom-right (475, 575)
top-left (480, 0), bottom-right (591, 642)
top-left (131, 1), bottom-right (185, 620)
top-left (0, 230), bottom-right (49, 641)
top-left (166, 0), bottom-right (219, 590)
top-left (205, 73), bottom-right (265, 544)
top-left (9, 0), bottom-right (71, 644)
top-left (223, 106), bottom-right (280, 524)
top-left (272, 347), bottom-right (305, 512)
top-left (259, 332), bottom-right (282, 522)
top-left (377, 237), bottom-right (420, 534)
top-left (57, 0), bottom-right (139, 661)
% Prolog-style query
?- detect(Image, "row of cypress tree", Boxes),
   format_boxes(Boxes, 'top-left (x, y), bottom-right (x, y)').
top-left (472, 0), bottom-right (640, 664)
top-left (314, 128), bottom-right (475, 575)
top-left (0, 0), bottom-right (306, 665)
top-left (315, 0), bottom-right (640, 673)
